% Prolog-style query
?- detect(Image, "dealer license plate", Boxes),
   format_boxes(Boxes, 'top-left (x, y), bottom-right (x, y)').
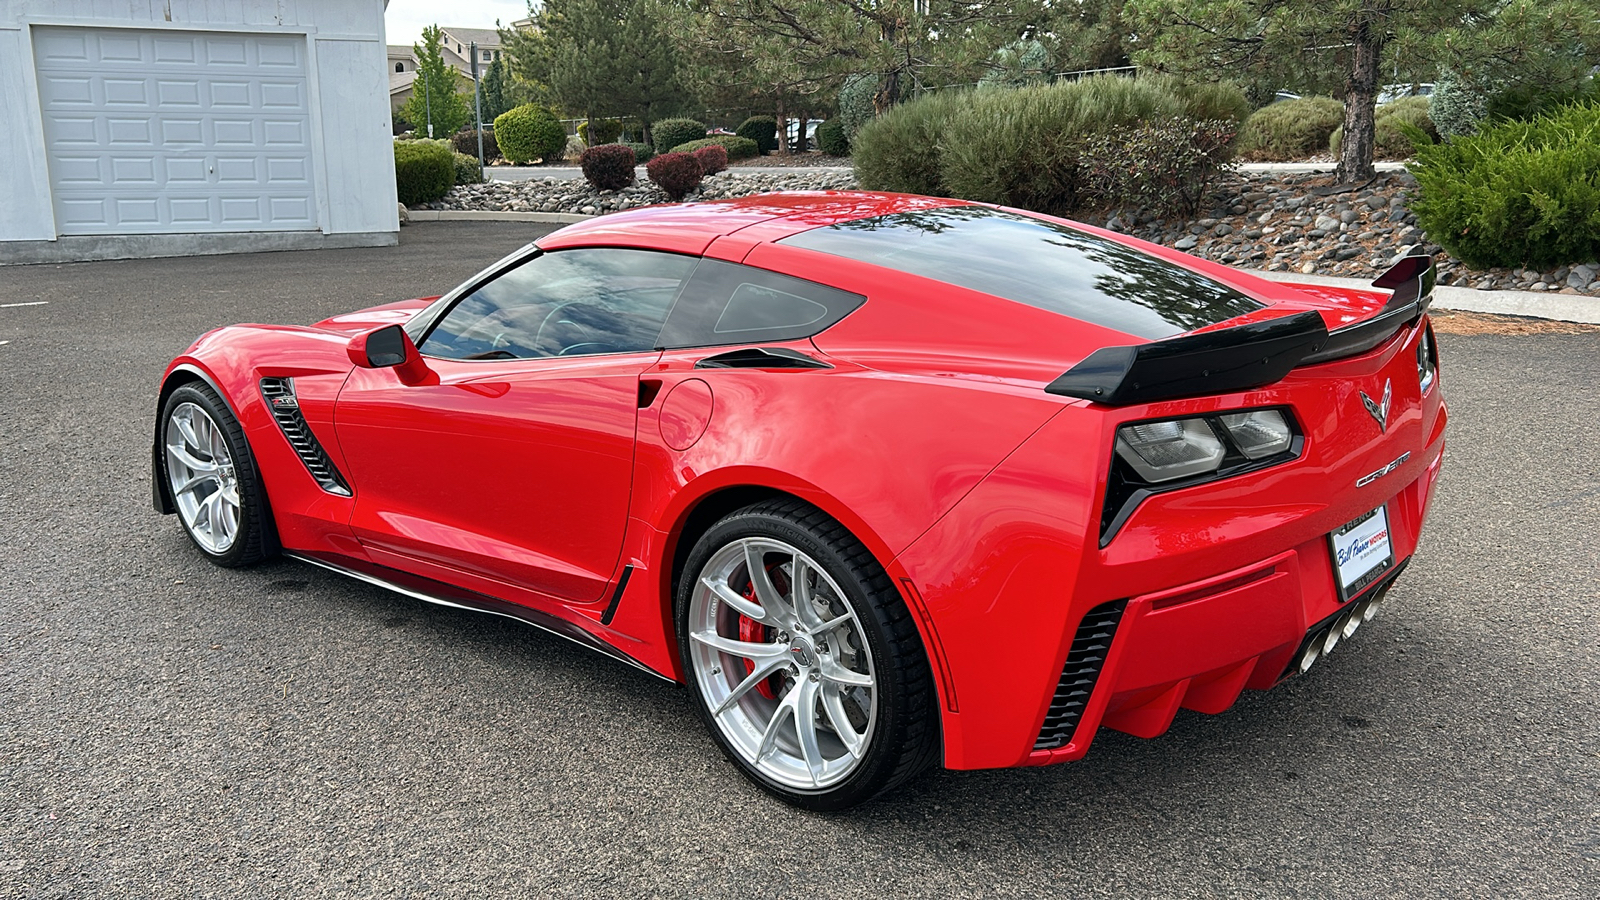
top-left (1328, 506), bottom-right (1395, 601)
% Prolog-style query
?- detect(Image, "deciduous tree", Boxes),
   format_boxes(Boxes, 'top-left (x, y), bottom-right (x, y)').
top-left (398, 25), bottom-right (472, 137)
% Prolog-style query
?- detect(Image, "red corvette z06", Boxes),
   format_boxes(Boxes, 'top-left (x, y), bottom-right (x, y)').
top-left (154, 193), bottom-right (1446, 809)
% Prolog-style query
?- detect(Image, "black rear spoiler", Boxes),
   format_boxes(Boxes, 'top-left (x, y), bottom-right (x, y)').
top-left (1046, 254), bottom-right (1436, 405)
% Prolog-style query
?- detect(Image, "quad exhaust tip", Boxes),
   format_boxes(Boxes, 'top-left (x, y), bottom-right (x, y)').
top-left (1297, 589), bottom-right (1386, 675)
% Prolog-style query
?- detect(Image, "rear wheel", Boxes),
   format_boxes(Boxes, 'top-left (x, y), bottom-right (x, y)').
top-left (159, 382), bottom-right (275, 567)
top-left (677, 499), bottom-right (938, 809)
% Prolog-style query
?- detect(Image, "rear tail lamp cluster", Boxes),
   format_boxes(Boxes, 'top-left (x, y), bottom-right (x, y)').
top-left (1101, 407), bottom-right (1302, 546)
top-left (1115, 409), bottom-right (1294, 484)
top-left (1417, 322), bottom-right (1438, 395)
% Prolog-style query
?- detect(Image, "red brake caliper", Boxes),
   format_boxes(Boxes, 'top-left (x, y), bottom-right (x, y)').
top-left (737, 580), bottom-right (780, 700)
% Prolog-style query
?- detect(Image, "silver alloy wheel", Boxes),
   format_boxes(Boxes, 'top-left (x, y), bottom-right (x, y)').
top-left (688, 537), bottom-right (877, 791)
top-left (164, 401), bottom-right (242, 555)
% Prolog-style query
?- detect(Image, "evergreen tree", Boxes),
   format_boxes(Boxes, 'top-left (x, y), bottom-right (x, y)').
top-left (502, 0), bottom-right (687, 146)
top-left (1124, 0), bottom-right (1600, 183)
top-left (399, 25), bottom-right (472, 137)
top-left (482, 53), bottom-right (511, 122)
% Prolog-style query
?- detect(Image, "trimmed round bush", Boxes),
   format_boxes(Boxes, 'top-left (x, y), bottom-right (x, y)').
top-left (816, 118), bottom-right (849, 156)
top-left (579, 143), bottom-right (637, 190)
top-left (451, 150), bottom-right (484, 185)
top-left (1235, 96), bottom-right (1345, 160)
top-left (1330, 96), bottom-right (1439, 159)
top-left (452, 129), bottom-right (500, 161)
top-left (646, 152), bottom-right (704, 201)
top-left (736, 115), bottom-right (778, 154)
top-left (495, 104), bottom-right (567, 164)
top-left (1411, 101), bottom-right (1600, 269)
top-left (393, 139), bottom-right (454, 206)
top-left (623, 141), bottom-right (655, 163)
top-left (670, 135), bottom-right (759, 160)
top-left (651, 118), bottom-right (706, 152)
top-left (693, 143), bottom-right (728, 175)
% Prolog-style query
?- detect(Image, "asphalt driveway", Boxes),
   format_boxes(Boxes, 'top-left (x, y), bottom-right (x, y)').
top-left (1, 223), bottom-right (1596, 897)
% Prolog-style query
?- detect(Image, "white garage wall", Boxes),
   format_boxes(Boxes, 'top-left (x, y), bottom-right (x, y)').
top-left (0, 0), bottom-right (397, 248)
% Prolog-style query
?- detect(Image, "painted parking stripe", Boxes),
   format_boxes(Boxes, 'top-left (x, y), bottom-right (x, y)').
top-left (1, 301), bottom-right (49, 308)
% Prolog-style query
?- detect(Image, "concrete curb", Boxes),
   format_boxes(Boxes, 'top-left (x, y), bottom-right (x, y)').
top-left (405, 209), bottom-right (594, 225)
top-left (1247, 269), bottom-right (1600, 325)
top-left (402, 211), bottom-right (1599, 325)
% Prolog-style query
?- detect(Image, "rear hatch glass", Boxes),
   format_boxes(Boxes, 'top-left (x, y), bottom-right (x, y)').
top-left (780, 205), bottom-right (1263, 340)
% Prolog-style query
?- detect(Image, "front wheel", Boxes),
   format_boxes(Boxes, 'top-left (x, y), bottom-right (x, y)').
top-left (159, 382), bottom-right (275, 567)
top-left (677, 499), bottom-right (938, 810)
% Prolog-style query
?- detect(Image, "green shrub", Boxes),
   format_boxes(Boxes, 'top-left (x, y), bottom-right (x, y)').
top-left (494, 104), bottom-right (567, 164)
top-left (736, 115), bottom-right (778, 153)
top-left (816, 118), bottom-right (849, 156)
top-left (1430, 73), bottom-right (1488, 138)
top-left (646, 152), bottom-right (704, 201)
top-left (839, 74), bottom-right (886, 138)
top-left (1487, 79), bottom-right (1599, 123)
top-left (1410, 101), bottom-right (1600, 269)
top-left (1147, 76), bottom-right (1252, 126)
top-left (937, 76), bottom-right (1186, 214)
top-left (451, 151), bottom-right (484, 185)
top-left (590, 118), bottom-right (623, 145)
top-left (670, 135), bottom-right (759, 160)
top-left (651, 118), bottom-right (706, 152)
top-left (854, 75), bottom-right (1238, 216)
top-left (452, 129), bottom-right (499, 161)
top-left (1080, 117), bottom-right (1237, 216)
top-left (1330, 96), bottom-right (1439, 159)
top-left (622, 141), bottom-right (655, 163)
top-left (579, 144), bottom-right (637, 190)
top-left (1235, 96), bottom-right (1345, 160)
top-left (853, 88), bottom-right (976, 197)
top-left (394, 139), bottom-right (454, 206)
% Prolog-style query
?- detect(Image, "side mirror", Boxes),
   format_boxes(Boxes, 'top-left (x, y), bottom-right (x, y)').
top-left (348, 324), bottom-right (433, 384)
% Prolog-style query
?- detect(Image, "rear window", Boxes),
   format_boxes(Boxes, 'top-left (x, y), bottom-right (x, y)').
top-left (779, 205), bottom-right (1262, 339)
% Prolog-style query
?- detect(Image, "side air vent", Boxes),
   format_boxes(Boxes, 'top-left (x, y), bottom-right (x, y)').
top-left (259, 378), bottom-right (351, 496)
top-left (1034, 599), bottom-right (1127, 750)
top-left (694, 347), bottom-right (832, 369)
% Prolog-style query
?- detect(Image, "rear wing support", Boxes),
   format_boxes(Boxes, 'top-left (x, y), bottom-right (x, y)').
top-left (1045, 254), bottom-right (1437, 406)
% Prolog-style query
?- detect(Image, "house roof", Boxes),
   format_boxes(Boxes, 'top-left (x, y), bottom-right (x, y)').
top-left (389, 71), bottom-right (416, 95)
top-left (386, 44), bottom-right (414, 57)
top-left (438, 27), bottom-right (501, 48)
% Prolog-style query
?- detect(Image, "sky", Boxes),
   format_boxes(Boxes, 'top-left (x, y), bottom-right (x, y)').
top-left (384, 1), bottom-right (535, 46)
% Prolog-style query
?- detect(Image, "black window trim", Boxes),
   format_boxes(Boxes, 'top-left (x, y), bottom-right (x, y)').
top-left (406, 245), bottom-right (702, 363)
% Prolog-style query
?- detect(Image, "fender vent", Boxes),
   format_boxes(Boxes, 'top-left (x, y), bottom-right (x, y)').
top-left (259, 378), bottom-right (351, 496)
top-left (1034, 599), bottom-right (1126, 750)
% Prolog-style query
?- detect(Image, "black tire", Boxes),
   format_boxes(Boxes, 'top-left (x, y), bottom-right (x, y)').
top-left (676, 498), bottom-right (939, 810)
top-left (158, 381), bottom-right (277, 567)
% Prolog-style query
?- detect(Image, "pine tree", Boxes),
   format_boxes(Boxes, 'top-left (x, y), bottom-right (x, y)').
top-left (502, 0), bottom-right (687, 145)
top-left (482, 54), bottom-right (510, 122)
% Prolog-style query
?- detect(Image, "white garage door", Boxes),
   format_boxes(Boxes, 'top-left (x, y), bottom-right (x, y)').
top-left (33, 26), bottom-right (318, 235)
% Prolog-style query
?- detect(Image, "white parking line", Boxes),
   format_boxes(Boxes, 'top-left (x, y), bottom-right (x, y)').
top-left (1, 301), bottom-right (49, 308)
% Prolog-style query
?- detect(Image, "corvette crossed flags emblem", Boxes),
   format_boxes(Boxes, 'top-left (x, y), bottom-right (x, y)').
top-left (1360, 379), bottom-right (1392, 432)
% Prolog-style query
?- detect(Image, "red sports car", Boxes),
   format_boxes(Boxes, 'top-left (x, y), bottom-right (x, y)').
top-left (154, 192), bottom-right (1446, 809)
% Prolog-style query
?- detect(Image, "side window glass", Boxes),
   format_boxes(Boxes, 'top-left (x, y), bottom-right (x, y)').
top-left (419, 248), bottom-right (698, 360)
top-left (656, 259), bottom-right (865, 349)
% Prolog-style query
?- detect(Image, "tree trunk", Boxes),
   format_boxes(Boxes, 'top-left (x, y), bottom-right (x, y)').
top-left (875, 70), bottom-right (900, 116)
top-left (1336, 8), bottom-right (1384, 184)
top-left (795, 114), bottom-right (809, 153)
top-left (776, 97), bottom-right (789, 154)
